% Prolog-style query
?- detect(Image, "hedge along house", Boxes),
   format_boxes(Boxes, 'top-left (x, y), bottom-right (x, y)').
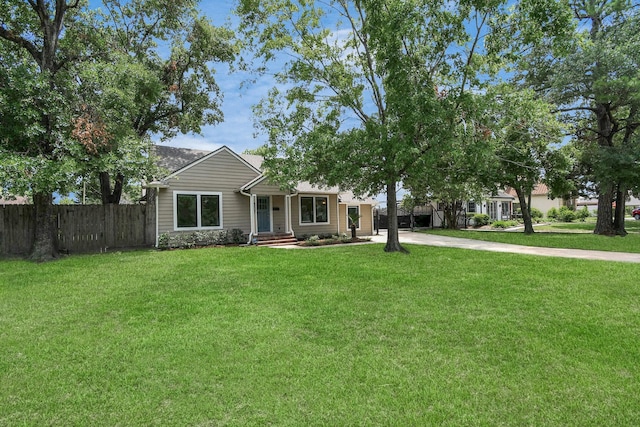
top-left (148, 145), bottom-right (377, 245)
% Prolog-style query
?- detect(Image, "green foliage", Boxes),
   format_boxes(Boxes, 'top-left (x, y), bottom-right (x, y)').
top-left (473, 214), bottom-right (490, 227)
top-left (491, 220), bottom-right (519, 229)
top-left (576, 206), bottom-right (591, 221)
top-left (530, 207), bottom-right (543, 219)
top-left (557, 206), bottom-right (577, 222)
top-left (547, 207), bottom-right (558, 219)
top-left (237, 0), bottom-right (517, 251)
top-left (157, 229), bottom-right (246, 249)
top-left (487, 83), bottom-right (570, 234)
top-left (516, 0), bottom-right (640, 234)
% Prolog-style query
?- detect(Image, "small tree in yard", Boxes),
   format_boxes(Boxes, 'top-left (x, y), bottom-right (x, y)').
top-left (488, 84), bottom-right (572, 234)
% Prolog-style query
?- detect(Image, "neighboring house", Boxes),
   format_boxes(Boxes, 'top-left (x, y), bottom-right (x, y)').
top-left (576, 197), bottom-right (598, 214)
top-left (428, 191), bottom-right (515, 228)
top-left (147, 145), bottom-right (377, 245)
top-left (506, 184), bottom-right (576, 216)
top-left (0, 195), bottom-right (29, 205)
top-left (577, 195), bottom-right (640, 215)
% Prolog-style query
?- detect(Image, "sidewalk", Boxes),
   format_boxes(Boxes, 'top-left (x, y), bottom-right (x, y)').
top-left (370, 230), bottom-right (640, 263)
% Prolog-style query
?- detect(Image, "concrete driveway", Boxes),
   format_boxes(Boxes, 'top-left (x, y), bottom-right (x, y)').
top-left (370, 230), bottom-right (640, 263)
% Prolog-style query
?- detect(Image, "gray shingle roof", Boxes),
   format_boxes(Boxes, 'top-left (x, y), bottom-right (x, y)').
top-left (153, 145), bottom-right (211, 173)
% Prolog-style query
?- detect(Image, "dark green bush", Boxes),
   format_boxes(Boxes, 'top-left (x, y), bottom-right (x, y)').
top-left (557, 206), bottom-right (576, 222)
top-left (547, 207), bottom-right (558, 219)
top-left (576, 206), bottom-right (590, 221)
top-left (492, 220), bottom-right (519, 229)
top-left (530, 207), bottom-right (543, 219)
top-left (472, 214), bottom-right (490, 227)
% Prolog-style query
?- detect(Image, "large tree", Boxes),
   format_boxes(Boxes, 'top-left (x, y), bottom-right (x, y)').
top-left (72, 0), bottom-right (236, 204)
top-left (0, 0), bottom-right (236, 260)
top-left (0, 0), bottom-right (89, 260)
top-left (513, 0), bottom-right (640, 235)
top-left (237, 0), bottom-right (518, 252)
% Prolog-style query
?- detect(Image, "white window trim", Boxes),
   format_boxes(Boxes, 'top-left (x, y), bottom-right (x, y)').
top-left (347, 205), bottom-right (361, 230)
top-left (298, 195), bottom-right (331, 226)
top-left (173, 191), bottom-right (223, 231)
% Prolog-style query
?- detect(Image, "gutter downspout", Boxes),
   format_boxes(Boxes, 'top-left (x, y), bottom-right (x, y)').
top-left (240, 189), bottom-right (257, 244)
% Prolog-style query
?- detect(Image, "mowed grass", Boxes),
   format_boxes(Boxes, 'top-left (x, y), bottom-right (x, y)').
top-left (2, 245), bottom-right (640, 425)
top-left (427, 219), bottom-right (640, 253)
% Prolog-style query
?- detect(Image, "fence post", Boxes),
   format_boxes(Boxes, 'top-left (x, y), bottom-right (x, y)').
top-left (0, 206), bottom-right (5, 255)
top-left (145, 188), bottom-right (157, 246)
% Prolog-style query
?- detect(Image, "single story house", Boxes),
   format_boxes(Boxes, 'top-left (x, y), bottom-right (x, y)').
top-left (506, 184), bottom-right (577, 217)
top-left (147, 145), bottom-right (377, 245)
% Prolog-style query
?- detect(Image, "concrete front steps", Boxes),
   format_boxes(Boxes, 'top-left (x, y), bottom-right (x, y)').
top-left (255, 233), bottom-right (299, 246)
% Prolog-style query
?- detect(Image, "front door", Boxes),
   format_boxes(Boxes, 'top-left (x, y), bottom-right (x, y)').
top-left (257, 196), bottom-right (271, 232)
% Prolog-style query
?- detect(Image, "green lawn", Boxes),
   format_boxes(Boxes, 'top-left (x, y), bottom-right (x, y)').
top-left (427, 219), bottom-right (640, 253)
top-left (2, 245), bottom-right (640, 425)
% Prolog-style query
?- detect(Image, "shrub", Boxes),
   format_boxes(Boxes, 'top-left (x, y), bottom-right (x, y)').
top-left (338, 233), bottom-right (352, 243)
top-left (491, 220), bottom-right (519, 229)
top-left (557, 206), bottom-right (577, 222)
top-left (576, 206), bottom-right (591, 221)
top-left (530, 207), bottom-right (543, 219)
top-left (473, 214), bottom-right (490, 227)
top-left (547, 207), bottom-right (558, 219)
top-left (230, 228), bottom-right (246, 244)
top-left (157, 229), bottom-right (245, 249)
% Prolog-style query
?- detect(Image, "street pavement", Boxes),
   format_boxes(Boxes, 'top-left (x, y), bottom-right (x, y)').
top-left (369, 230), bottom-right (640, 263)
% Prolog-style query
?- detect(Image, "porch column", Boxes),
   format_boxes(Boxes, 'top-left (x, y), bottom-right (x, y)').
top-left (285, 194), bottom-right (296, 237)
top-left (284, 195), bottom-right (290, 234)
top-left (250, 194), bottom-right (257, 238)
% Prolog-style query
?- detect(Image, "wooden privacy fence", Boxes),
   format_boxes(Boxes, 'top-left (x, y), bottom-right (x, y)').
top-left (0, 204), bottom-right (156, 256)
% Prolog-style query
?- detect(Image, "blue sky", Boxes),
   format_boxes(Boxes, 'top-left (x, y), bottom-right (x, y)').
top-left (161, 0), bottom-right (270, 155)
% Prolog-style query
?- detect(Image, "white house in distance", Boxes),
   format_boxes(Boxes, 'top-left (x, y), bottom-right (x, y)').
top-left (416, 191), bottom-right (516, 228)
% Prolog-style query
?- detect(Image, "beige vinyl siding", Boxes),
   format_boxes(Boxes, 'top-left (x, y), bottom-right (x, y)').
top-left (359, 204), bottom-right (373, 235)
top-left (291, 194), bottom-right (339, 236)
top-left (157, 149), bottom-right (259, 234)
top-left (250, 181), bottom-right (290, 196)
top-left (270, 195), bottom-right (287, 233)
top-left (339, 204), bottom-right (374, 236)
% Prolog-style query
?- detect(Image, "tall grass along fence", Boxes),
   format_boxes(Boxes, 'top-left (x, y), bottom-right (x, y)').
top-left (0, 204), bottom-right (156, 256)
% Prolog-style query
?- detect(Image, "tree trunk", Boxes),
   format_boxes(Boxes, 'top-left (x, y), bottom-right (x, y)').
top-left (444, 203), bottom-right (457, 229)
top-left (30, 192), bottom-right (58, 261)
top-left (613, 184), bottom-right (627, 236)
top-left (99, 172), bottom-right (124, 204)
top-left (384, 182), bottom-right (407, 253)
top-left (516, 188), bottom-right (534, 234)
top-left (594, 185), bottom-right (615, 235)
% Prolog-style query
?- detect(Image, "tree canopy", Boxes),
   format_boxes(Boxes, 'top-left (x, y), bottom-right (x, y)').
top-left (0, 0), bottom-right (235, 260)
top-left (237, 0), bottom-right (523, 252)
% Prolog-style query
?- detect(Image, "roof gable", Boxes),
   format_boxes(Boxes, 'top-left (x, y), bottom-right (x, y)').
top-left (159, 145), bottom-right (261, 180)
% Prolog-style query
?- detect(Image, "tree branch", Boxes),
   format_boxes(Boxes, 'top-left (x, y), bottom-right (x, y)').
top-left (0, 26), bottom-right (42, 66)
